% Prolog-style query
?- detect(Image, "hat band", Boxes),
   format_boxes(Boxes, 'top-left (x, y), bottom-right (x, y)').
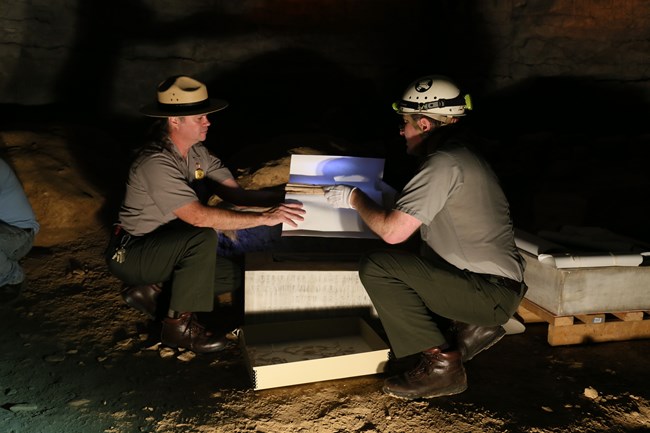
top-left (157, 99), bottom-right (210, 113)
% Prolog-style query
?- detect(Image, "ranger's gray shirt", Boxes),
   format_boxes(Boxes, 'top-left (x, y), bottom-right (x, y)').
top-left (394, 140), bottom-right (524, 282)
top-left (118, 142), bottom-right (233, 236)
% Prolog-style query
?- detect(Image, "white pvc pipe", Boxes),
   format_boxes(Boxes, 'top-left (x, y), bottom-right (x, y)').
top-left (538, 253), bottom-right (645, 268)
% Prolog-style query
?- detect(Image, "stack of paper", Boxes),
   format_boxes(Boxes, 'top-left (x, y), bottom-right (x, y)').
top-left (282, 155), bottom-right (395, 238)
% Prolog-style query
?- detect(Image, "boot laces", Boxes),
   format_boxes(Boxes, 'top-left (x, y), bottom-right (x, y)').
top-left (182, 314), bottom-right (210, 338)
top-left (406, 353), bottom-right (438, 379)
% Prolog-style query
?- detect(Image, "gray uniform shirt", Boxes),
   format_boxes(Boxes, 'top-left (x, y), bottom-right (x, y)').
top-left (118, 142), bottom-right (233, 236)
top-left (394, 140), bottom-right (524, 282)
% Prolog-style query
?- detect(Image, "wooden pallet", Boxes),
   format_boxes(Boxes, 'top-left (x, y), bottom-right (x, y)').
top-left (517, 297), bottom-right (650, 346)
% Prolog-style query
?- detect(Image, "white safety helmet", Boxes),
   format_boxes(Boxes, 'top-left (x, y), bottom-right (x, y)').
top-left (392, 75), bottom-right (472, 122)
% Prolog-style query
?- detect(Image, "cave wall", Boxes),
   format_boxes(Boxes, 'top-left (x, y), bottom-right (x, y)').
top-left (1, 0), bottom-right (648, 118)
top-left (2, 0), bottom-right (650, 243)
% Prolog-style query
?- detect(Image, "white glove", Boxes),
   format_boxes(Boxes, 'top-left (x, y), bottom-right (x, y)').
top-left (323, 184), bottom-right (357, 209)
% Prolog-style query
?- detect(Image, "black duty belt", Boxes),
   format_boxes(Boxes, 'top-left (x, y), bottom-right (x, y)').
top-left (483, 274), bottom-right (527, 296)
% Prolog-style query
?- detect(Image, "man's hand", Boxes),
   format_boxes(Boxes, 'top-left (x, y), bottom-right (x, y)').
top-left (323, 185), bottom-right (357, 209)
top-left (262, 201), bottom-right (306, 228)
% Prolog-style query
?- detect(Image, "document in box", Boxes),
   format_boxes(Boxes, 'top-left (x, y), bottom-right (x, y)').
top-left (282, 154), bottom-right (395, 238)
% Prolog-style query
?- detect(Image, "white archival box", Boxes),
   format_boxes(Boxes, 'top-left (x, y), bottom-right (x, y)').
top-left (238, 317), bottom-right (390, 391)
top-left (515, 228), bottom-right (650, 315)
top-left (242, 155), bottom-right (395, 390)
top-left (281, 154), bottom-right (396, 238)
top-left (247, 154), bottom-right (393, 321)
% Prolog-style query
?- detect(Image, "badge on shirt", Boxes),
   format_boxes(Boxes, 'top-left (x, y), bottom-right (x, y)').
top-left (194, 163), bottom-right (205, 180)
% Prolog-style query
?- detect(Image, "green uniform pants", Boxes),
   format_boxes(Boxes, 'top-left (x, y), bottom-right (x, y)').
top-left (105, 220), bottom-right (241, 313)
top-left (359, 249), bottom-right (524, 358)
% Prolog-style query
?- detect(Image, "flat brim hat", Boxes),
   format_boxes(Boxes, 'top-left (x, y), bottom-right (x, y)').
top-left (140, 75), bottom-right (229, 117)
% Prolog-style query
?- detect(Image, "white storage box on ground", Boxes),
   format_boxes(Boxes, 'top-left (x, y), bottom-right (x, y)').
top-left (238, 317), bottom-right (390, 390)
top-left (521, 250), bottom-right (650, 316)
top-left (244, 251), bottom-right (377, 322)
top-left (516, 229), bottom-right (650, 316)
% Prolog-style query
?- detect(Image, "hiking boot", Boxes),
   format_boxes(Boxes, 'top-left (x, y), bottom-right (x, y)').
top-left (383, 348), bottom-right (467, 400)
top-left (455, 322), bottom-right (506, 362)
top-left (161, 312), bottom-right (228, 354)
top-left (121, 284), bottom-right (162, 319)
top-left (384, 351), bottom-right (421, 376)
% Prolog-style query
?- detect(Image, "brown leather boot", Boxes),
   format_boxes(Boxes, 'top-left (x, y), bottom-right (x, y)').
top-left (121, 284), bottom-right (162, 319)
top-left (383, 348), bottom-right (467, 400)
top-left (455, 322), bottom-right (506, 362)
top-left (161, 312), bottom-right (228, 354)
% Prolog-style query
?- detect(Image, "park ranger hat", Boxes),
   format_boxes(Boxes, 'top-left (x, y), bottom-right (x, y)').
top-left (140, 75), bottom-right (229, 117)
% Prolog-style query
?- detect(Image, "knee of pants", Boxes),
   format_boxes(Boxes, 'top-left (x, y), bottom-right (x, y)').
top-left (358, 250), bottom-right (391, 283)
top-left (189, 226), bottom-right (219, 252)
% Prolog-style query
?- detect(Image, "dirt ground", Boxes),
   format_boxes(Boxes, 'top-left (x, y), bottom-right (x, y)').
top-left (1, 124), bottom-right (649, 433)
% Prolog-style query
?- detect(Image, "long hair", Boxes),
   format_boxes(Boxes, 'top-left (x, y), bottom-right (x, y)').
top-left (145, 118), bottom-right (173, 149)
top-left (129, 118), bottom-right (174, 161)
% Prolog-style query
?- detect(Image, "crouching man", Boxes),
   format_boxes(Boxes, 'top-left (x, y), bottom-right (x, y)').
top-left (106, 75), bottom-right (304, 353)
top-left (323, 75), bottom-right (526, 399)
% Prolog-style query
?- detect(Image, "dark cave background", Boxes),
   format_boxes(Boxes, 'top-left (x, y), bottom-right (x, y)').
top-left (1, 0), bottom-right (649, 244)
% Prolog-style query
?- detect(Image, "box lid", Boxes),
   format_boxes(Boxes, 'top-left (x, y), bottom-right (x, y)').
top-left (238, 317), bottom-right (390, 390)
